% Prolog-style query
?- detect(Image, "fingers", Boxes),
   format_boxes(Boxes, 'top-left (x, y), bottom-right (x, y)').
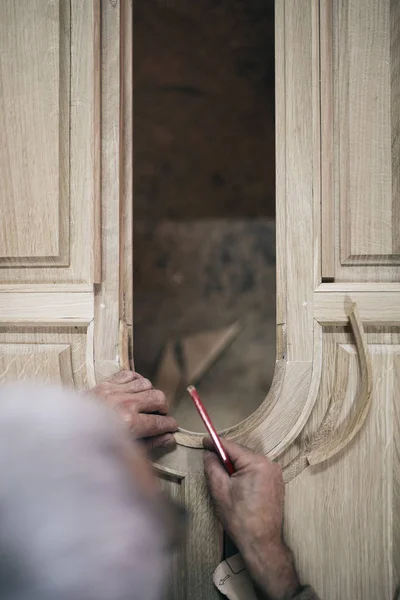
top-left (142, 433), bottom-right (176, 450)
top-left (136, 389), bottom-right (169, 415)
top-left (111, 376), bottom-right (153, 394)
top-left (133, 414), bottom-right (178, 439)
top-left (109, 370), bottom-right (143, 384)
top-left (112, 389), bottom-right (169, 414)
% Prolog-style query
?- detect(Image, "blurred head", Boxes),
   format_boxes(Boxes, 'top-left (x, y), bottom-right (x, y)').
top-left (0, 383), bottom-right (168, 600)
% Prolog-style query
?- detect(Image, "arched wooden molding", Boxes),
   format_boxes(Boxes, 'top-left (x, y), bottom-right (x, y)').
top-left (282, 301), bottom-right (373, 483)
top-left (307, 302), bottom-right (373, 465)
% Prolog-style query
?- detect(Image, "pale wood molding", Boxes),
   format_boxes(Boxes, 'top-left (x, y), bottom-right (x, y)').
top-left (0, 291), bottom-right (94, 326)
top-left (314, 290), bottom-right (400, 325)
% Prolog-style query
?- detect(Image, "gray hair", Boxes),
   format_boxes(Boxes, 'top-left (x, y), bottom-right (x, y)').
top-left (0, 383), bottom-right (166, 600)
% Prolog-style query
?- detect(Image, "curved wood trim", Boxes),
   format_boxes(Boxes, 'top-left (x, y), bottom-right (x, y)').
top-left (307, 302), bottom-right (373, 465)
top-left (173, 359), bottom-right (286, 448)
top-left (169, 0), bottom-right (323, 460)
top-left (153, 463), bottom-right (187, 481)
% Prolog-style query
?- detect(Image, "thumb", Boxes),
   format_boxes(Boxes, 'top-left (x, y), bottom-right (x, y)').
top-left (203, 436), bottom-right (254, 471)
top-left (203, 450), bottom-right (230, 499)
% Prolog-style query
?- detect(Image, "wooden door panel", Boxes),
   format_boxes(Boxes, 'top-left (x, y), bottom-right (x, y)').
top-left (0, 0), bottom-right (132, 388)
top-left (322, 0), bottom-right (400, 281)
top-left (0, 0), bottom-right (96, 284)
top-left (0, 327), bottom-right (90, 390)
top-left (0, 0), bottom-right (68, 263)
top-left (154, 1), bottom-right (400, 597)
top-left (284, 329), bottom-right (400, 599)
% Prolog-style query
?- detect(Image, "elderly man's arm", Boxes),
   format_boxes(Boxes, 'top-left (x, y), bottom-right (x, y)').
top-left (91, 370), bottom-right (178, 450)
top-left (203, 438), bottom-right (321, 600)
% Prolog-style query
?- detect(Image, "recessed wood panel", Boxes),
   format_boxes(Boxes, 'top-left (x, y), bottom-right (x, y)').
top-left (0, 0), bottom-right (70, 265)
top-left (0, 0), bottom-right (96, 284)
top-left (338, 0), bottom-right (394, 265)
top-left (0, 343), bottom-right (74, 387)
top-left (285, 332), bottom-right (400, 598)
top-left (321, 0), bottom-right (400, 281)
top-left (0, 327), bottom-right (91, 390)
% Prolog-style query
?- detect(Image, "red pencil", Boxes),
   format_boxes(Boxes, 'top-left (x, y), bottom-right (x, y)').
top-left (187, 385), bottom-right (235, 475)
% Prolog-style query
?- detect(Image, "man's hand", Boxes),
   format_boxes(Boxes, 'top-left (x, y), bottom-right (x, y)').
top-left (204, 437), bottom-right (301, 600)
top-left (91, 371), bottom-right (178, 450)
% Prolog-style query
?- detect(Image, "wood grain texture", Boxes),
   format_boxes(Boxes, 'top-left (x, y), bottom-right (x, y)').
top-left (275, 0), bottom-right (286, 352)
top-left (0, 0), bottom-right (67, 263)
top-left (93, 0), bottom-right (120, 373)
top-left (284, 332), bottom-right (399, 599)
top-left (0, 0), bottom-right (94, 283)
top-left (0, 327), bottom-right (89, 390)
top-left (284, 0), bottom-right (316, 362)
top-left (93, 0), bottom-right (102, 283)
top-left (158, 470), bottom-right (187, 600)
top-left (320, 0), bottom-right (335, 277)
top-left (0, 343), bottom-right (74, 388)
top-left (308, 303), bottom-right (373, 464)
top-left (153, 1), bottom-right (400, 597)
top-left (93, 0), bottom-right (133, 379)
top-left (0, 1), bottom-right (131, 392)
top-left (314, 290), bottom-right (400, 325)
top-left (0, 292), bottom-right (94, 326)
top-left (321, 0), bottom-right (400, 281)
top-left (156, 445), bottom-right (222, 600)
top-left (119, 0), bottom-right (133, 343)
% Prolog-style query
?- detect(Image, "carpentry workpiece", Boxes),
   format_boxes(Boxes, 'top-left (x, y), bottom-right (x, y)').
top-left (0, 1), bottom-right (399, 599)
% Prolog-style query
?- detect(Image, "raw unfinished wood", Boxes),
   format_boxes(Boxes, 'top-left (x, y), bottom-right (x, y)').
top-left (0, 0), bottom-right (95, 283)
top-left (0, 327), bottom-right (89, 390)
top-left (0, 343), bottom-right (74, 388)
top-left (314, 290), bottom-right (400, 325)
top-left (118, 320), bottom-right (131, 371)
top-left (0, 1), bottom-right (132, 390)
top-left (284, 0), bottom-right (318, 362)
top-left (320, 0), bottom-right (335, 277)
top-left (308, 303), bottom-right (373, 464)
top-left (284, 335), bottom-right (400, 599)
top-left (0, 0), bottom-right (68, 263)
top-left (339, 0), bottom-right (393, 264)
top-left (119, 0), bottom-right (134, 341)
top-left (93, 0), bottom-right (102, 283)
top-left (0, 292), bottom-right (94, 326)
top-left (153, 2), bottom-right (400, 597)
top-left (94, 0), bottom-right (133, 379)
top-left (321, 0), bottom-right (400, 281)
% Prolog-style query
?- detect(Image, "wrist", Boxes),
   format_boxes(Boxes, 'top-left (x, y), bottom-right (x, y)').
top-left (241, 540), bottom-right (301, 600)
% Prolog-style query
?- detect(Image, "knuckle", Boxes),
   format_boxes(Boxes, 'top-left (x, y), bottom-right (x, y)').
top-left (155, 389), bottom-right (167, 406)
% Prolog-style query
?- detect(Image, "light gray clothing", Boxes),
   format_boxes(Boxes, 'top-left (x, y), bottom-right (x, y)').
top-left (0, 383), bottom-right (166, 600)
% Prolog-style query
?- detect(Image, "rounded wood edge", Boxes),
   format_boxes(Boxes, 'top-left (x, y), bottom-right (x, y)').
top-left (152, 463), bottom-right (186, 481)
top-left (173, 360), bottom-right (286, 449)
top-left (173, 325), bottom-right (322, 459)
top-left (267, 324), bottom-right (323, 460)
top-left (307, 302), bottom-right (373, 465)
